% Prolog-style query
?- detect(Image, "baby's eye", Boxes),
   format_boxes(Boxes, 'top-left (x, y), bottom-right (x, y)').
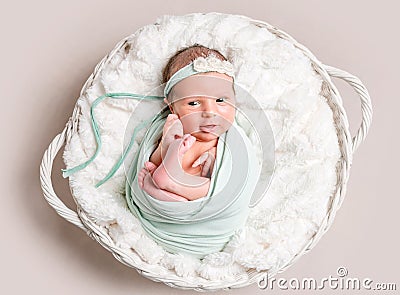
top-left (188, 101), bottom-right (200, 106)
top-left (216, 97), bottom-right (227, 103)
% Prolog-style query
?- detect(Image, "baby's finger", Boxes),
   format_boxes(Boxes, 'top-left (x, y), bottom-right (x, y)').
top-left (145, 161), bottom-right (157, 172)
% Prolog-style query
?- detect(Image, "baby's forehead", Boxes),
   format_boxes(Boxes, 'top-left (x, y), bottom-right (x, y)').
top-left (171, 73), bottom-right (235, 98)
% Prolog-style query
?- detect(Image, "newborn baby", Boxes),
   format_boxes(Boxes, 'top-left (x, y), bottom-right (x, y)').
top-left (138, 46), bottom-right (236, 202)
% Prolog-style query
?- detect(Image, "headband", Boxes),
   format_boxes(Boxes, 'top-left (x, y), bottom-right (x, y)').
top-left (163, 54), bottom-right (235, 98)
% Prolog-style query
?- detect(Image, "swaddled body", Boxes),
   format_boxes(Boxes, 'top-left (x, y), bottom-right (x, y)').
top-left (126, 45), bottom-right (261, 258)
top-left (126, 106), bottom-right (260, 258)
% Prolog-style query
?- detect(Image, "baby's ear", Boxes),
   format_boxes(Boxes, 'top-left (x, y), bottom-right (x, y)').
top-left (163, 97), bottom-right (173, 113)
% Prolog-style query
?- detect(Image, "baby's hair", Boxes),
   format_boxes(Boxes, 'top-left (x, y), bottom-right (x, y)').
top-left (162, 44), bottom-right (228, 86)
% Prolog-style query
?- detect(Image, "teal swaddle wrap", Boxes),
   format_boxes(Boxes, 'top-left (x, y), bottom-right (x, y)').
top-left (126, 106), bottom-right (261, 258)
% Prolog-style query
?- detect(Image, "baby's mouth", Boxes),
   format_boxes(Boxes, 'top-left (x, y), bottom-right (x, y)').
top-left (199, 124), bottom-right (218, 133)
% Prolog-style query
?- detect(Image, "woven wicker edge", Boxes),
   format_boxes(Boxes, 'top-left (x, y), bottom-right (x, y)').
top-left (39, 12), bottom-right (373, 291)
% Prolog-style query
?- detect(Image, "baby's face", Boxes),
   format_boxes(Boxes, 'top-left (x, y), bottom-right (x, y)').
top-left (167, 72), bottom-right (236, 142)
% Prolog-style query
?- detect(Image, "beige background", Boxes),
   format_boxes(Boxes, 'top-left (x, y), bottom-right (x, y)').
top-left (1, 0), bottom-right (398, 294)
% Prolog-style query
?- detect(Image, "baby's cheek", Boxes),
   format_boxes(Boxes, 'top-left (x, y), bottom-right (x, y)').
top-left (181, 119), bottom-right (198, 134)
top-left (222, 108), bottom-right (236, 124)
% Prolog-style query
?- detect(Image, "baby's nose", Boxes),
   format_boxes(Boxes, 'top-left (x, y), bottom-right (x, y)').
top-left (201, 99), bottom-right (217, 117)
top-left (202, 110), bottom-right (216, 118)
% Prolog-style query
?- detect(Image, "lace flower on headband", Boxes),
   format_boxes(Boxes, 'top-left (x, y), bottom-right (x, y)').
top-left (163, 53), bottom-right (235, 97)
top-left (193, 54), bottom-right (235, 77)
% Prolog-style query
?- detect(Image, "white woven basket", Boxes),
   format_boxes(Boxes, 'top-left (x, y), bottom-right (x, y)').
top-left (40, 13), bottom-right (372, 291)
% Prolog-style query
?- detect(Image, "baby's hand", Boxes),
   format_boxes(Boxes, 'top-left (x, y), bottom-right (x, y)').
top-left (192, 147), bottom-right (216, 178)
top-left (161, 114), bottom-right (184, 159)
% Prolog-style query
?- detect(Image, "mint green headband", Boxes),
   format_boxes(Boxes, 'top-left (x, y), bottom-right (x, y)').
top-left (163, 55), bottom-right (235, 98)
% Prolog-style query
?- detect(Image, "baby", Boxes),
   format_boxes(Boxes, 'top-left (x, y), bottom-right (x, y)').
top-left (138, 45), bottom-right (236, 202)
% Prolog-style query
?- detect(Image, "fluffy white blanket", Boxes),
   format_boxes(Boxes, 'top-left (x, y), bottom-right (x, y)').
top-left (63, 13), bottom-right (340, 281)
